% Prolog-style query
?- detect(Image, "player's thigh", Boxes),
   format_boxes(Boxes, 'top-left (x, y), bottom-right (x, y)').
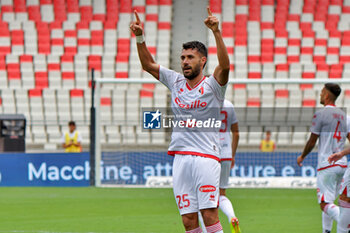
top-left (339, 168), bottom-right (350, 198)
top-left (194, 157), bottom-right (221, 210)
top-left (173, 155), bottom-right (198, 215)
top-left (317, 166), bottom-right (345, 203)
top-left (219, 160), bottom-right (231, 190)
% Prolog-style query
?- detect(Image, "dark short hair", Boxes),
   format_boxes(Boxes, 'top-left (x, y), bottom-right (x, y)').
top-left (325, 83), bottom-right (341, 99)
top-left (68, 121), bottom-right (76, 126)
top-left (182, 41), bottom-right (208, 58)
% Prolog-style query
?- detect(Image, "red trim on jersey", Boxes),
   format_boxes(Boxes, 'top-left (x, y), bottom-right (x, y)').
top-left (220, 158), bottom-right (232, 162)
top-left (317, 164), bottom-right (347, 171)
top-left (342, 186), bottom-right (348, 196)
top-left (168, 151), bottom-right (220, 162)
top-left (185, 76), bottom-right (206, 91)
top-left (326, 104), bottom-right (336, 107)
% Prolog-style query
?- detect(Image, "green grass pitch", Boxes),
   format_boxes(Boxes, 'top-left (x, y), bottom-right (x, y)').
top-left (0, 187), bottom-right (332, 233)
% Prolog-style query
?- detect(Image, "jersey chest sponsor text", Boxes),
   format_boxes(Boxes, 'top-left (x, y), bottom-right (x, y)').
top-left (174, 97), bottom-right (207, 109)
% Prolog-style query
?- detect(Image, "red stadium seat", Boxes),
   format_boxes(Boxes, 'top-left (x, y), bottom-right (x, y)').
top-left (29, 89), bottom-right (43, 97)
top-left (302, 99), bottom-right (316, 107)
top-left (275, 89), bottom-right (289, 98)
top-left (100, 97), bottom-right (112, 105)
top-left (140, 89), bottom-right (153, 98)
top-left (70, 89), bottom-right (84, 97)
top-left (247, 98), bottom-right (261, 107)
top-left (115, 72), bottom-right (128, 79)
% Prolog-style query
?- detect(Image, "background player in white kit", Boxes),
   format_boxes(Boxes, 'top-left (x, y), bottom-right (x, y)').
top-left (297, 83), bottom-right (348, 233)
top-left (198, 99), bottom-right (240, 233)
top-left (328, 115), bottom-right (350, 233)
top-left (219, 99), bottom-right (240, 233)
top-left (130, 7), bottom-right (230, 233)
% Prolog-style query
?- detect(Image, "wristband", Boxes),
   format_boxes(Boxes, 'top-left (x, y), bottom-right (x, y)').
top-left (136, 35), bottom-right (145, 44)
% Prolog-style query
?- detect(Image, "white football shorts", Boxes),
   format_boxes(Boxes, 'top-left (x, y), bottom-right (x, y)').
top-left (172, 154), bottom-right (220, 215)
top-left (219, 160), bottom-right (231, 189)
top-left (317, 165), bottom-right (346, 203)
top-left (339, 167), bottom-right (350, 198)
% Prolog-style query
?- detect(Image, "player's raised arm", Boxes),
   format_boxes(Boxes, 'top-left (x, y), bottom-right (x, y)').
top-left (204, 7), bottom-right (230, 86)
top-left (130, 10), bottom-right (160, 79)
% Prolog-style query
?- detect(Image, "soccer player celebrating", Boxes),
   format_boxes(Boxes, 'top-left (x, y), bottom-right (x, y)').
top-left (130, 7), bottom-right (230, 233)
top-left (328, 115), bottom-right (350, 233)
top-left (219, 99), bottom-right (241, 232)
top-left (297, 83), bottom-right (348, 233)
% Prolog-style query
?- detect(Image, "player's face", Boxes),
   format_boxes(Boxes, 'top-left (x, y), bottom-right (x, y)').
top-left (266, 132), bottom-right (271, 140)
top-left (69, 124), bottom-right (76, 133)
top-left (180, 49), bottom-right (206, 80)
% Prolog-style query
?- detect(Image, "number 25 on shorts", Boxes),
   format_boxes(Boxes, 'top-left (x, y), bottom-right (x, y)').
top-left (176, 194), bottom-right (190, 209)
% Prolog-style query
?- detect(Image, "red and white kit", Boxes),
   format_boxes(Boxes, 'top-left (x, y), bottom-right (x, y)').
top-left (158, 65), bottom-right (227, 215)
top-left (338, 115), bottom-right (350, 198)
top-left (340, 168), bottom-right (350, 198)
top-left (219, 100), bottom-right (238, 189)
top-left (311, 105), bottom-right (347, 203)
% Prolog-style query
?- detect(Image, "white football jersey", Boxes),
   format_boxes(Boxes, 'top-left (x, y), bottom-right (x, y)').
top-left (158, 66), bottom-right (227, 161)
top-left (219, 100), bottom-right (238, 160)
top-left (311, 105), bottom-right (347, 170)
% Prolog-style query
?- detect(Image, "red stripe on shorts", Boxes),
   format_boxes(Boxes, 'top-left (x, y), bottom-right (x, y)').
top-left (220, 158), bottom-right (232, 162)
top-left (317, 164), bottom-right (347, 171)
top-left (168, 151), bottom-right (220, 162)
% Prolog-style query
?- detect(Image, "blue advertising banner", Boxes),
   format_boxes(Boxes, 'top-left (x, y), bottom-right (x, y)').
top-left (100, 152), bottom-right (320, 185)
top-left (0, 151), bottom-right (331, 186)
top-left (0, 153), bottom-right (90, 187)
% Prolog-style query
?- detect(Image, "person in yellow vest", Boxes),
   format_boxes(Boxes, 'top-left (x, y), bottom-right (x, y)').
top-left (61, 121), bottom-right (82, 153)
top-left (260, 130), bottom-right (276, 152)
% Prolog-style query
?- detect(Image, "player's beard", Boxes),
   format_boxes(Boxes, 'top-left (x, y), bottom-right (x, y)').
top-left (183, 63), bottom-right (201, 80)
top-left (320, 96), bottom-right (325, 105)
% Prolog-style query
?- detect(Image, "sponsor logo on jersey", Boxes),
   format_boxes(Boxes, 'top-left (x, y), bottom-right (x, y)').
top-left (199, 86), bottom-right (204, 95)
top-left (199, 185), bottom-right (216, 192)
top-left (175, 97), bottom-right (207, 109)
top-left (143, 110), bottom-right (161, 129)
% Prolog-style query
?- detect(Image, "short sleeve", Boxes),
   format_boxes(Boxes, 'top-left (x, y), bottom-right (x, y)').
top-left (347, 116), bottom-right (350, 133)
top-left (158, 65), bottom-right (179, 91)
top-left (310, 111), bottom-right (322, 135)
top-left (225, 101), bottom-right (238, 126)
top-left (206, 75), bottom-right (227, 101)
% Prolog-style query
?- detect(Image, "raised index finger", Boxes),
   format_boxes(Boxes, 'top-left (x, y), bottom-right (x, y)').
top-left (134, 10), bottom-right (141, 23)
top-left (207, 6), bottom-right (212, 16)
